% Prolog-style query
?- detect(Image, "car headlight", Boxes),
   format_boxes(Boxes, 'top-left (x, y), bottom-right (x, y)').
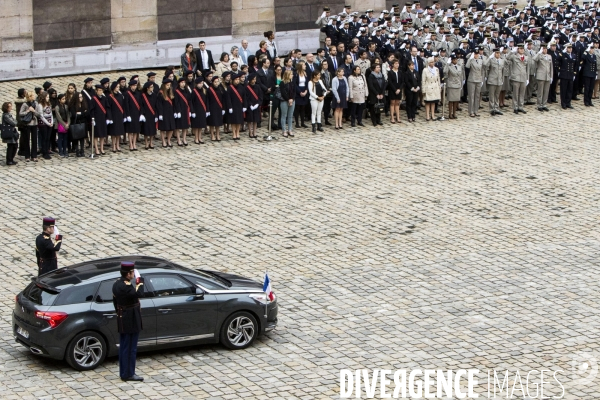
top-left (249, 293), bottom-right (276, 304)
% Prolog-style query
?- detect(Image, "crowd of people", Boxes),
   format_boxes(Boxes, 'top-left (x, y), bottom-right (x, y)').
top-left (2, 0), bottom-right (600, 165)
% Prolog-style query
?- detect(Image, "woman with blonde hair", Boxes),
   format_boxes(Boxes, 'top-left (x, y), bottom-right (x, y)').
top-left (421, 57), bottom-right (441, 121)
top-left (230, 46), bottom-right (243, 67)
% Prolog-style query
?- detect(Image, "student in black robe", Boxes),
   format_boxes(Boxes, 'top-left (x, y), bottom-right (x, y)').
top-left (245, 73), bottom-right (263, 138)
top-left (220, 71), bottom-right (233, 134)
top-left (140, 82), bottom-right (157, 149)
top-left (174, 78), bottom-right (191, 146)
top-left (228, 73), bottom-right (247, 140)
top-left (190, 77), bottom-right (209, 144)
top-left (156, 78), bottom-right (176, 147)
top-left (108, 82), bottom-right (126, 153)
top-left (207, 76), bottom-right (227, 141)
top-left (89, 85), bottom-right (111, 155)
top-left (125, 80), bottom-right (142, 151)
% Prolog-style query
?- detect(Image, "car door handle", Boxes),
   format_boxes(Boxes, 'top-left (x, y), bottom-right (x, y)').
top-left (103, 313), bottom-right (116, 318)
top-left (158, 308), bottom-right (172, 313)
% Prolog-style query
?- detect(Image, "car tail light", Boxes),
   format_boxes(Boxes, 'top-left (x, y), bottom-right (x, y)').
top-left (35, 311), bottom-right (68, 328)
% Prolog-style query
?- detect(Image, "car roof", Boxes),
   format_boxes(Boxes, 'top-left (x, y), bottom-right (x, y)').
top-left (36, 255), bottom-right (195, 290)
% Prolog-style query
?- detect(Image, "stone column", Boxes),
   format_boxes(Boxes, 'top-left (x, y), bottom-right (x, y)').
top-left (111, 0), bottom-right (158, 45)
top-left (351, 0), bottom-right (387, 12)
top-left (0, 0), bottom-right (33, 53)
top-left (232, 0), bottom-right (275, 37)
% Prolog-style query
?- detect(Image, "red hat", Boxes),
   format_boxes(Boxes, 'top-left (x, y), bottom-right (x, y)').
top-left (43, 217), bottom-right (55, 226)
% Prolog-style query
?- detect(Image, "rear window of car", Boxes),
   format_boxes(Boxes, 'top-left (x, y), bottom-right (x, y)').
top-left (23, 283), bottom-right (58, 306)
top-left (53, 282), bottom-right (99, 306)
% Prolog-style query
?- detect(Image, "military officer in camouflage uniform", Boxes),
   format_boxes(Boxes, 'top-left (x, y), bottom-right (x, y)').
top-left (485, 48), bottom-right (505, 115)
top-left (533, 44), bottom-right (553, 111)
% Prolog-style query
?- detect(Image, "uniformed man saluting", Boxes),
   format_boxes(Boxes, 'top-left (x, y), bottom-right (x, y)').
top-left (112, 261), bottom-right (144, 382)
top-left (35, 217), bottom-right (62, 276)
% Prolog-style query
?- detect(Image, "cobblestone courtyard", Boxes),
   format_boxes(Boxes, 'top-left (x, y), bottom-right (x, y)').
top-left (0, 72), bottom-right (599, 399)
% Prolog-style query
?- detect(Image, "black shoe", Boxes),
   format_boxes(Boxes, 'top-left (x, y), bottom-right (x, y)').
top-left (567, 105), bottom-right (574, 109)
top-left (519, 109), bottom-right (527, 114)
top-left (496, 110), bottom-right (503, 115)
top-left (572, 97), bottom-right (580, 101)
top-left (312, 123), bottom-right (316, 133)
top-left (324, 121), bottom-right (332, 126)
top-left (43, 155), bottom-right (51, 160)
top-left (514, 109), bottom-right (519, 114)
top-left (377, 122), bottom-right (383, 126)
top-left (542, 107), bottom-right (549, 111)
top-left (538, 107), bottom-right (544, 112)
top-left (317, 123), bottom-right (324, 132)
top-left (257, 123), bottom-right (262, 128)
top-left (525, 101), bottom-right (535, 105)
top-left (295, 123), bottom-right (300, 128)
top-left (124, 375), bottom-right (144, 382)
top-left (351, 123), bottom-right (356, 127)
top-left (357, 122), bottom-right (365, 127)
top-left (301, 123), bottom-right (308, 128)
top-left (491, 110), bottom-right (496, 116)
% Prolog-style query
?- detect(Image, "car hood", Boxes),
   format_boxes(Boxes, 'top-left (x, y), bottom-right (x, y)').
top-left (205, 270), bottom-right (264, 291)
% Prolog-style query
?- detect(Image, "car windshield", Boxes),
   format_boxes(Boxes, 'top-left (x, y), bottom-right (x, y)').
top-left (23, 283), bottom-right (58, 306)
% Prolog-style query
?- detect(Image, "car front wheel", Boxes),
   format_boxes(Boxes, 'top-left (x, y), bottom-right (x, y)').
top-left (65, 331), bottom-right (107, 371)
top-left (220, 311), bottom-right (258, 350)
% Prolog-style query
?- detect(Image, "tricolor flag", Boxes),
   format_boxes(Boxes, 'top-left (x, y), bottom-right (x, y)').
top-left (263, 273), bottom-right (274, 301)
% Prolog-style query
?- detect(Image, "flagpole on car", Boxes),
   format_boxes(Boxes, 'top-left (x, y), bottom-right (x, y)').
top-left (264, 270), bottom-right (268, 318)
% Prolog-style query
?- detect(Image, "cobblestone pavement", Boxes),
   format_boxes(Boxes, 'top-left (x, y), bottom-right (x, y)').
top-left (1, 71), bottom-right (600, 399)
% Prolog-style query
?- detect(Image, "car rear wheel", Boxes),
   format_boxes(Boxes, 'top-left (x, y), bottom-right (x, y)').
top-left (220, 311), bottom-right (257, 350)
top-left (65, 331), bottom-right (107, 371)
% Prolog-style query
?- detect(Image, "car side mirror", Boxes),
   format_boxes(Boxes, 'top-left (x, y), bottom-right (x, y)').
top-left (193, 287), bottom-right (205, 300)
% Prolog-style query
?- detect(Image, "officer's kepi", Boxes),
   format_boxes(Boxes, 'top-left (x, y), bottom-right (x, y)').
top-left (121, 261), bottom-right (135, 272)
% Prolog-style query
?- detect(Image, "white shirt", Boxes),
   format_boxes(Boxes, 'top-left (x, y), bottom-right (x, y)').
top-left (201, 50), bottom-right (209, 70)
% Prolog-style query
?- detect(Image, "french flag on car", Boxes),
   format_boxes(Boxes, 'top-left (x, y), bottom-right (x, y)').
top-left (263, 273), bottom-right (274, 301)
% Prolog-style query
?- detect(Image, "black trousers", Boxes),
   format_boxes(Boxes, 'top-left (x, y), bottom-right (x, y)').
top-left (560, 78), bottom-right (573, 107)
top-left (368, 104), bottom-right (381, 125)
top-left (549, 75), bottom-right (559, 102)
top-left (22, 125), bottom-right (38, 159)
top-left (39, 125), bottom-right (52, 157)
top-left (294, 104), bottom-right (307, 125)
top-left (406, 91), bottom-right (418, 119)
top-left (573, 74), bottom-right (581, 99)
top-left (583, 76), bottom-right (595, 105)
top-left (5, 143), bottom-right (17, 164)
top-left (271, 97), bottom-right (281, 128)
top-left (349, 102), bottom-right (365, 124)
top-left (323, 96), bottom-right (332, 122)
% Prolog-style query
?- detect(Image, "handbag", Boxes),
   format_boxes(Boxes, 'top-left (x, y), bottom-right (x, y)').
top-left (69, 118), bottom-right (87, 140)
top-left (274, 85), bottom-right (284, 101)
top-left (21, 111), bottom-right (33, 123)
top-left (0, 124), bottom-right (18, 141)
top-left (58, 123), bottom-right (67, 134)
top-left (374, 102), bottom-right (385, 113)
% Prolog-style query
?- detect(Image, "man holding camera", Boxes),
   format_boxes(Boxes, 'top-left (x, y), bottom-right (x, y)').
top-left (35, 217), bottom-right (62, 276)
top-left (112, 261), bottom-right (144, 382)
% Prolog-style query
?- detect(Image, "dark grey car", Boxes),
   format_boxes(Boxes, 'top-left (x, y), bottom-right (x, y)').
top-left (12, 256), bottom-right (278, 370)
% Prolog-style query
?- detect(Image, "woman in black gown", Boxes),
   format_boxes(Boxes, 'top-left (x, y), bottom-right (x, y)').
top-left (140, 82), bottom-right (157, 149)
top-left (228, 73), bottom-right (246, 141)
top-left (191, 77), bottom-right (209, 144)
top-left (156, 77), bottom-right (176, 147)
top-left (89, 84), bottom-right (111, 155)
top-left (108, 82), bottom-right (126, 152)
top-left (207, 76), bottom-right (227, 142)
top-left (125, 80), bottom-right (142, 151)
top-left (174, 78), bottom-right (191, 146)
top-left (245, 73), bottom-right (263, 138)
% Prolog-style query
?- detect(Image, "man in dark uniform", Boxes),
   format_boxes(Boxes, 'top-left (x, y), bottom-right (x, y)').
top-left (559, 43), bottom-right (578, 109)
top-left (580, 46), bottom-right (597, 106)
top-left (35, 217), bottom-right (62, 276)
top-left (548, 42), bottom-right (561, 103)
top-left (112, 261), bottom-right (144, 382)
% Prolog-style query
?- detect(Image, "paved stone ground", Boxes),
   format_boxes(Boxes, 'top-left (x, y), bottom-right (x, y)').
top-left (0, 71), bottom-right (599, 399)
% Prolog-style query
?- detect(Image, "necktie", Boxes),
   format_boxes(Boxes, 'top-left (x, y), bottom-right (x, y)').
top-left (333, 58), bottom-right (337, 69)
top-left (414, 58), bottom-right (418, 71)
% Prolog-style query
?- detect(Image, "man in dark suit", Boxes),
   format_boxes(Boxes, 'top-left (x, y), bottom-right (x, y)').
top-left (326, 46), bottom-right (342, 73)
top-left (195, 41), bottom-right (215, 75)
top-left (256, 58), bottom-right (274, 125)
